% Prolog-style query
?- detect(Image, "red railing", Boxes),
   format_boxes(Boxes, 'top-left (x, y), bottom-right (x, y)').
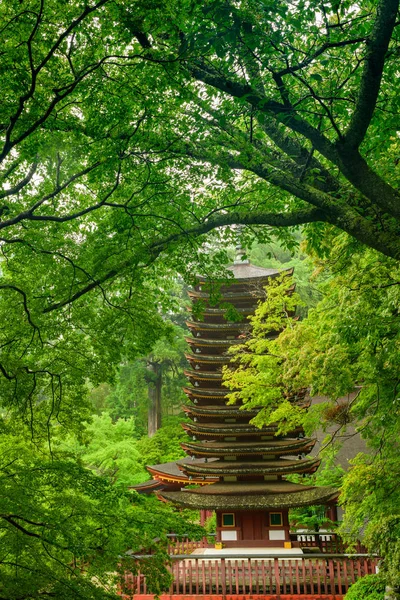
top-left (166, 535), bottom-right (213, 555)
top-left (123, 553), bottom-right (378, 598)
top-left (166, 532), bottom-right (366, 555)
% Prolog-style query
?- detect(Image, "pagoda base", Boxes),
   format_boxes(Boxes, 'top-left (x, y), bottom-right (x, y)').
top-left (216, 509), bottom-right (291, 547)
top-left (192, 547), bottom-right (304, 556)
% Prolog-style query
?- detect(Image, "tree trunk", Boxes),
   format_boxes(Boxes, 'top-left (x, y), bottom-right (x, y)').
top-left (147, 361), bottom-right (162, 437)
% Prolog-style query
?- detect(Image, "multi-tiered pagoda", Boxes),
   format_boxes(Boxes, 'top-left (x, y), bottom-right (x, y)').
top-left (161, 256), bottom-right (338, 548)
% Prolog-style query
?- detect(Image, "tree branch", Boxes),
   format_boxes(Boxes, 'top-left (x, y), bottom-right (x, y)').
top-left (344, 0), bottom-right (399, 148)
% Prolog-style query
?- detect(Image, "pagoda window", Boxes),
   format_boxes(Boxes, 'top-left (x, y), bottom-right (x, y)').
top-left (222, 513), bottom-right (235, 527)
top-left (269, 512), bottom-right (283, 526)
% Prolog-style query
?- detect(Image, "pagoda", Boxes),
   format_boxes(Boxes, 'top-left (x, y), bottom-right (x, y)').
top-left (160, 253), bottom-right (338, 548)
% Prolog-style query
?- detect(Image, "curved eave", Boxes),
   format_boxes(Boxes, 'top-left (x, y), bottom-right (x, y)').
top-left (196, 266), bottom-right (294, 285)
top-left (146, 466), bottom-right (215, 486)
top-left (185, 337), bottom-right (243, 347)
top-left (184, 370), bottom-right (223, 381)
top-left (182, 423), bottom-right (296, 436)
top-left (160, 486), bottom-right (338, 510)
top-left (181, 439), bottom-right (316, 458)
top-left (183, 387), bottom-right (230, 398)
top-left (182, 405), bottom-right (258, 418)
top-left (185, 353), bottom-right (231, 363)
top-left (188, 290), bottom-right (266, 301)
top-left (189, 307), bottom-right (253, 317)
top-left (186, 321), bottom-right (250, 332)
top-left (181, 458), bottom-right (321, 477)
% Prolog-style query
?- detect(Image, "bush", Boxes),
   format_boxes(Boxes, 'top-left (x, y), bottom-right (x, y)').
top-left (345, 574), bottom-right (386, 600)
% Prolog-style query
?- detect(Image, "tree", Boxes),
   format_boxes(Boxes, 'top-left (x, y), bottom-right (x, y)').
top-left (223, 242), bottom-right (400, 589)
top-left (127, 0), bottom-right (400, 260)
top-left (63, 412), bottom-right (149, 486)
top-left (1, 0), bottom-right (399, 430)
top-left (0, 423), bottom-right (203, 599)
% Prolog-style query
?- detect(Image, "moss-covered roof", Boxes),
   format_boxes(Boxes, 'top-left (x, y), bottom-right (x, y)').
top-left (188, 306), bottom-right (253, 317)
top-left (181, 457), bottom-right (321, 477)
top-left (185, 337), bottom-right (243, 347)
top-left (186, 321), bottom-right (250, 332)
top-left (160, 484), bottom-right (338, 510)
top-left (196, 264), bottom-right (289, 284)
top-left (182, 404), bottom-right (258, 418)
top-left (184, 370), bottom-right (223, 380)
top-left (185, 353), bottom-right (230, 364)
top-left (182, 422), bottom-right (297, 437)
top-left (183, 387), bottom-right (230, 398)
top-left (188, 289), bottom-right (266, 301)
top-left (181, 438), bottom-right (316, 457)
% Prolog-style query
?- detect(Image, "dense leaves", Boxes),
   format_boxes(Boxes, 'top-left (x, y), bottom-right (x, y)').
top-left (224, 242), bottom-right (400, 588)
top-left (0, 424), bottom-right (203, 599)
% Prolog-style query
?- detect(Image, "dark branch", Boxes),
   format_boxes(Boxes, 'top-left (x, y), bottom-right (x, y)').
top-left (344, 0), bottom-right (399, 148)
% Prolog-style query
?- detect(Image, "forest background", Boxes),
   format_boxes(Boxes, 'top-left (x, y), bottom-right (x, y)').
top-left (0, 0), bottom-right (399, 598)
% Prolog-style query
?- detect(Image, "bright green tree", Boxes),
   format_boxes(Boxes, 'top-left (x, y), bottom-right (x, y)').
top-left (224, 242), bottom-right (400, 589)
top-left (0, 424), bottom-right (203, 599)
top-left (63, 412), bottom-right (148, 486)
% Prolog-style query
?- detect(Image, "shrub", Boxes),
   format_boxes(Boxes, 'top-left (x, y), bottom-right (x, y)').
top-left (344, 574), bottom-right (386, 600)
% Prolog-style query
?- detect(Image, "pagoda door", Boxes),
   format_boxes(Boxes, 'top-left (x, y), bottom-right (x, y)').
top-left (241, 511), bottom-right (265, 541)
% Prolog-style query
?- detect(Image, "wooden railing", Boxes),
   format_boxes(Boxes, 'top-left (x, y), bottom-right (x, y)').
top-left (290, 532), bottom-right (367, 554)
top-left (123, 553), bottom-right (378, 598)
top-left (166, 534), bottom-right (215, 555)
top-left (166, 532), bottom-right (366, 555)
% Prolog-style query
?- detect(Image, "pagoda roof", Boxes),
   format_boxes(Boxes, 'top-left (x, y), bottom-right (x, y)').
top-left (181, 457), bottom-right (321, 477)
top-left (189, 306), bottom-right (253, 317)
top-left (182, 480), bottom-right (315, 496)
top-left (185, 337), bottom-right (243, 347)
top-left (160, 483), bottom-right (338, 510)
top-left (129, 479), bottom-right (165, 493)
top-left (184, 370), bottom-right (223, 381)
top-left (181, 438), bottom-right (316, 457)
top-left (185, 353), bottom-right (230, 365)
top-left (186, 321), bottom-right (250, 332)
top-left (188, 290), bottom-right (265, 301)
top-left (182, 404), bottom-right (257, 418)
top-left (196, 265), bottom-right (294, 283)
top-left (146, 458), bottom-right (217, 485)
top-left (182, 422), bottom-right (302, 437)
top-left (183, 387), bottom-right (230, 398)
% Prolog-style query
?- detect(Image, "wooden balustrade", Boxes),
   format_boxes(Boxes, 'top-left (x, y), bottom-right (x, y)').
top-left (122, 553), bottom-right (378, 599)
top-left (290, 532), bottom-right (367, 554)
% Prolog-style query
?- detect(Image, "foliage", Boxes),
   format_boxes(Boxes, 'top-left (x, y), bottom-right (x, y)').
top-left (248, 238), bottom-right (326, 316)
top-left (0, 424), bottom-right (203, 599)
top-left (136, 415), bottom-right (188, 468)
top-left (0, 0), bottom-right (400, 433)
top-left (289, 456), bottom-right (345, 529)
top-left (344, 574), bottom-right (386, 600)
top-left (340, 456), bottom-right (400, 588)
top-left (223, 273), bottom-right (303, 432)
top-left (62, 412), bottom-right (148, 486)
top-left (89, 323), bottom-right (188, 433)
top-left (0, 1), bottom-right (400, 595)
top-left (225, 241), bottom-right (400, 586)
top-left (204, 513), bottom-right (217, 536)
